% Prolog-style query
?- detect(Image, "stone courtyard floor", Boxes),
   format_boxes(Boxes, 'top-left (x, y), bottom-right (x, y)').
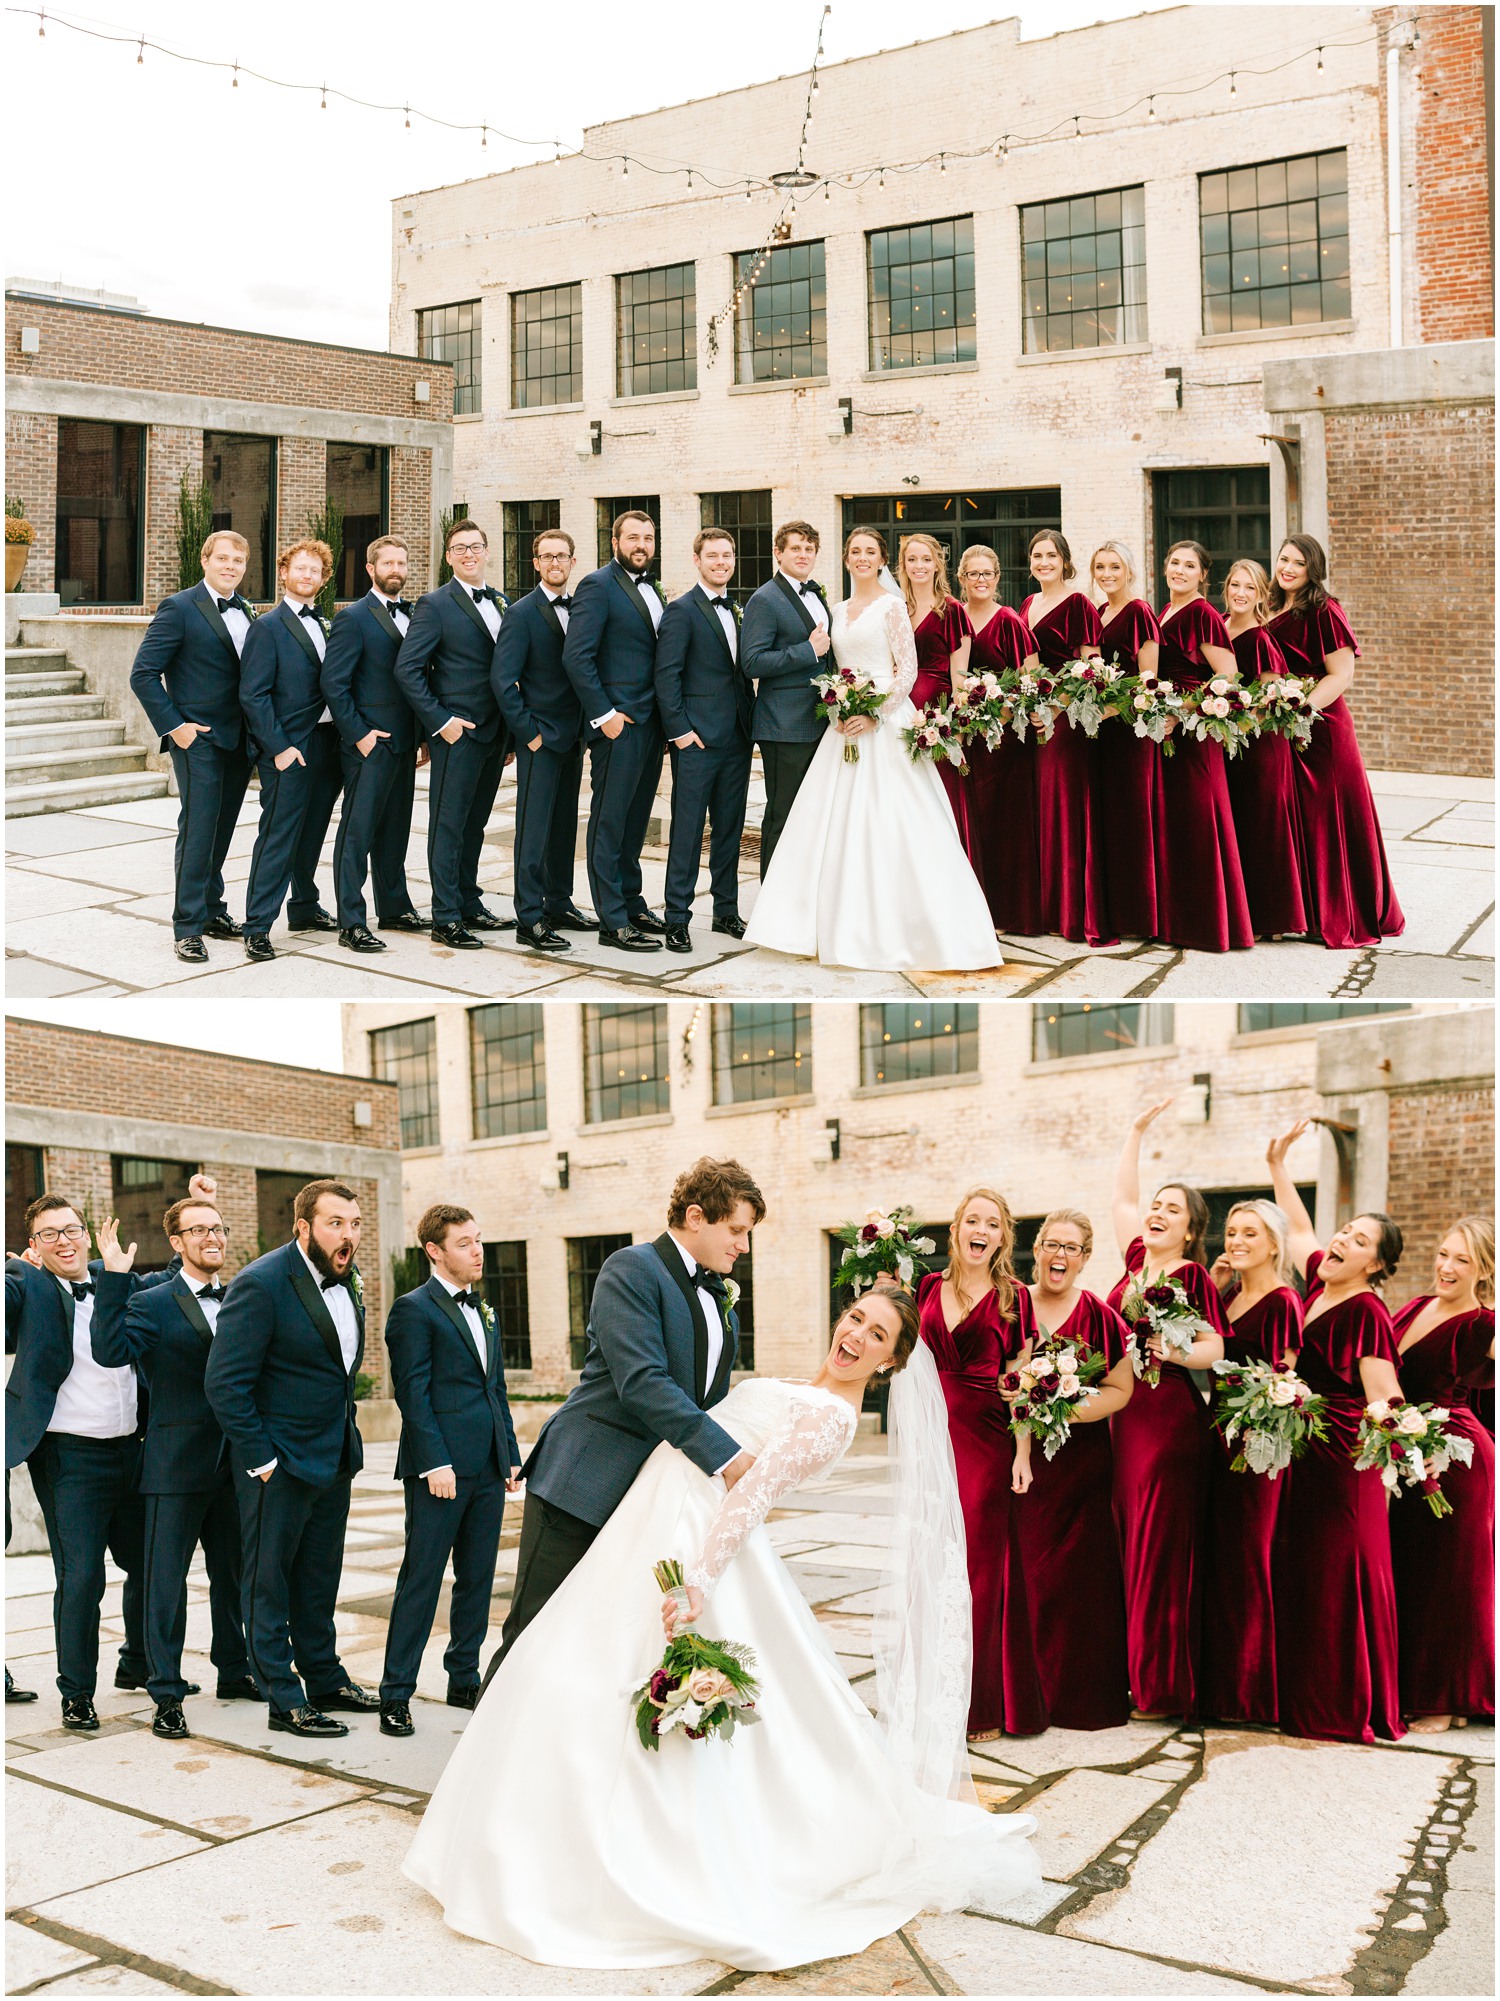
top-left (4, 765), bottom-right (1492, 1004)
top-left (5, 1435), bottom-right (1494, 1997)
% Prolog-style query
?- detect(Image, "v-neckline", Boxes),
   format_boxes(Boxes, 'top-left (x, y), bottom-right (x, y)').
top-left (1397, 1298), bottom-right (1472, 1357)
top-left (844, 596), bottom-right (887, 629)
top-left (1024, 592), bottom-right (1072, 636)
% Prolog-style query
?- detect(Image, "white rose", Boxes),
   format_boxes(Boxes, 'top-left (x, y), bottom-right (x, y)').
top-left (1430, 1407), bottom-right (1451, 1424)
top-left (1057, 1373), bottom-right (1082, 1398)
top-left (1133, 693), bottom-right (1150, 711)
top-left (1030, 1354), bottom-right (1055, 1377)
top-left (1157, 680), bottom-right (1175, 695)
top-left (1366, 1399), bottom-right (1390, 1421)
top-left (1381, 1463), bottom-right (1400, 1491)
top-left (1268, 1378), bottom-right (1297, 1407)
top-left (874, 1215), bottom-right (896, 1239)
top-left (1210, 677), bottom-right (1230, 695)
top-left (1398, 1407), bottom-right (1428, 1437)
top-left (1055, 1348), bottom-right (1077, 1372)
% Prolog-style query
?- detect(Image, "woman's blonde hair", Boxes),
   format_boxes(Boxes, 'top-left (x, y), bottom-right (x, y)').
top-left (1222, 1198), bottom-right (1295, 1288)
top-left (1036, 1208), bottom-right (1095, 1261)
top-left (957, 544), bottom-right (1001, 598)
top-left (897, 533), bottom-right (952, 617)
top-left (944, 1184), bottom-right (1017, 1323)
top-left (1089, 540), bottom-right (1137, 593)
top-left (1223, 558), bottom-right (1273, 626)
top-left (1446, 1215), bottom-right (1496, 1307)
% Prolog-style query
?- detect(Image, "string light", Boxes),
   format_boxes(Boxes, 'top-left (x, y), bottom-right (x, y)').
top-left (134, 31), bottom-right (142, 62)
top-left (319, 81), bottom-right (327, 109)
top-left (1316, 46), bottom-right (1324, 71)
top-left (36, 5), bottom-right (43, 32)
top-left (1229, 70), bottom-right (1237, 98)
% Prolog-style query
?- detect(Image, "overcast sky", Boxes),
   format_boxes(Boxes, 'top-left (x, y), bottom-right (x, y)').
top-left (7, 1001), bottom-right (348, 1071)
top-left (4, 0), bottom-right (1185, 351)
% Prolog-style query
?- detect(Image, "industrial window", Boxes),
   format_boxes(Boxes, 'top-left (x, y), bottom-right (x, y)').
top-left (583, 1004), bottom-right (669, 1123)
top-left (616, 263), bottom-right (697, 396)
top-left (55, 420), bottom-right (143, 606)
top-left (501, 499), bottom-right (561, 598)
top-left (567, 1232), bottom-right (632, 1369)
top-left (1237, 1003), bottom-right (1411, 1033)
top-left (1199, 149), bottom-right (1350, 334)
top-left (1032, 1003), bottom-right (1175, 1062)
top-left (111, 1157), bottom-right (195, 1273)
top-left (204, 432), bottom-right (275, 600)
top-left (840, 489), bottom-right (1061, 609)
top-left (595, 495), bottom-right (661, 577)
top-left (732, 1236), bottom-right (756, 1371)
top-left (511, 282), bottom-right (583, 408)
top-left (480, 1240), bottom-right (532, 1372)
top-left (1150, 466), bottom-right (1271, 603)
top-left (417, 300), bottom-right (482, 415)
top-left (5, 1145), bottom-right (44, 1258)
top-left (326, 444), bottom-right (389, 600)
top-left (698, 490), bottom-right (773, 607)
top-left (470, 1004), bottom-right (547, 1139)
top-left (859, 1004), bottom-right (979, 1085)
top-left (711, 1004), bottom-right (812, 1104)
top-left (867, 216), bottom-right (976, 371)
top-left (369, 1018), bottom-right (439, 1147)
top-left (1021, 184), bottom-right (1147, 352)
top-left (734, 238), bottom-right (827, 382)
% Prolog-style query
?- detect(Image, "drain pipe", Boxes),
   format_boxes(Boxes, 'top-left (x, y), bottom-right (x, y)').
top-left (1387, 19), bottom-right (1418, 348)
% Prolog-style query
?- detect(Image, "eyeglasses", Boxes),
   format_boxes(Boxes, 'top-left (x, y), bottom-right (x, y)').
top-left (32, 1224), bottom-right (86, 1245)
top-left (1036, 1239), bottom-right (1087, 1257)
top-left (448, 540), bottom-right (485, 555)
top-left (180, 1224), bottom-right (229, 1240)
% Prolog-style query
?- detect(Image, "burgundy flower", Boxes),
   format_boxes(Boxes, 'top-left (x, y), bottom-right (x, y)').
top-left (648, 1668), bottom-right (674, 1704)
top-left (1001, 1371), bottom-right (1022, 1392)
top-left (1145, 1283), bottom-right (1176, 1307)
top-left (1014, 1402), bottom-right (1031, 1419)
top-left (860, 1222), bottom-right (881, 1243)
top-left (1273, 1361), bottom-right (1291, 1373)
top-left (821, 690), bottom-right (838, 706)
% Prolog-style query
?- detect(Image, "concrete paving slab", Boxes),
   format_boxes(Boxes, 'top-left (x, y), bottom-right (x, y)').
top-left (788, 1542), bottom-right (888, 1570)
top-left (1406, 1768), bottom-right (1494, 1995)
top-left (986, 1721), bottom-right (1176, 1777)
top-left (18, 1734), bottom-right (369, 1837)
top-left (1012, 954), bottom-right (1168, 998)
top-left (734, 1932), bottom-right (938, 1993)
top-left (2, 872), bottom-right (122, 922)
top-left (672, 955), bottom-right (921, 998)
top-left (1, 957), bottom-right (123, 997)
top-left (1382, 863), bottom-right (1498, 954)
top-left (4, 1917), bottom-right (95, 1987)
top-left (16, 841), bottom-right (185, 896)
top-left (299, 935), bottom-right (586, 997)
top-left (1359, 953), bottom-right (1494, 998)
top-left (25, 1966), bottom-right (182, 1994)
top-left (5, 908), bottom-right (186, 986)
top-left (188, 1694), bottom-right (470, 1794)
top-left (4, 816), bottom-right (167, 856)
top-left (903, 962), bottom-right (1041, 994)
top-left (6, 1590), bottom-right (58, 1633)
top-left (1368, 771), bottom-right (1495, 802)
top-left (1065, 1734), bottom-right (1451, 1986)
top-left (1027, 1769), bottom-right (1173, 1880)
top-left (912, 1914), bottom-right (1264, 1993)
top-left (5, 1773), bottom-right (207, 1908)
top-left (73, 799), bottom-right (186, 830)
top-left (1381, 1722), bottom-right (1494, 1764)
top-left (1151, 943), bottom-right (1358, 999)
top-left (34, 1800), bottom-right (728, 1995)
top-left (784, 1566), bottom-right (885, 1606)
top-left (150, 955), bottom-right (465, 999)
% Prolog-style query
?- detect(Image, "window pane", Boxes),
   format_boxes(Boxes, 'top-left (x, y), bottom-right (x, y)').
top-left (417, 298), bottom-right (482, 415)
top-left (470, 1004), bottom-right (546, 1138)
top-left (859, 1003), bottom-right (978, 1084)
top-left (327, 444), bottom-right (388, 600)
top-left (1020, 186), bottom-right (1147, 353)
top-left (1237, 1002), bottom-right (1411, 1033)
top-left (734, 240), bottom-right (827, 383)
top-left (594, 495), bottom-right (661, 574)
top-left (501, 498), bottom-right (562, 597)
top-left (370, 1018), bottom-right (439, 1147)
top-left (110, 1157), bottom-right (195, 1272)
top-left (567, 1233), bottom-right (633, 1369)
top-left (5, 1144), bottom-right (44, 1258)
top-left (204, 433), bottom-right (275, 600)
top-left (711, 1003), bottom-right (812, 1103)
top-left (697, 490), bottom-right (773, 607)
top-left (1150, 464), bottom-right (1271, 600)
top-left (480, 1240), bottom-right (532, 1372)
top-left (55, 420), bottom-right (143, 606)
top-left (1031, 1003), bottom-right (1174, 1061)
top-left (866, 216), bottom-right (978, 371)
top-left (1199, 151), bottom-right (1349, 333)
top-left (583, 1004), bottom-right (669, 1122)
top-left (616, 263), bottom-right (697, 396)
top-left (511, 282), bottom-right (583, 407)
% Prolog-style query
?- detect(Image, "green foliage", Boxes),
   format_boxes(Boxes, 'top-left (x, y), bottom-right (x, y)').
top-left (176, 470), bottom-right (217, 590)
top-left (437, 506), bottom-right (464, 587)
top-left (5, 494), bottom-right (26, 518)
top-left (391, 1245), bottom-right (426, 1300)
top-left (353, 1371), bottom-right (377, 1402)
top-left (306, 496), bottom-right (345, 619)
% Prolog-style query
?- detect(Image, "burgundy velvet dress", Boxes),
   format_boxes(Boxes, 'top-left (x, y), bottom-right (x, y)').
top-left (1021, 591), bottom-right (1114, 944)
top-left (1226, 625), bottom-right (1309, 938)
top-left (965, 605), bottom-right (1037, 934)
top-left (917, 1271), bottom-right (1048, 1736)
top-left (1107, 1241), bottom-right (1228, 1716)
top-left (1152, 598), bottom-right (1253, 952)
top-left (911, 599), bottom-right (975, 853)
top-left (1390, 1299), bottom-right (1495, 1721)
top-left (1199, 1283), bottom-right (1302, 1724)
top-left (1095, 598), bottom-right (1162, 940)
top-left (1016, 1289), bottom-right (1132, 1729)
top-left (1273, 1253), bottom-right (1405, 1744)
top-left (1265, 599), bottom-right (1404, 948)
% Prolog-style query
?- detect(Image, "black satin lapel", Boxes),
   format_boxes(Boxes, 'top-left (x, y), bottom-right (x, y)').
top-left (191, 585), bottom-right (241, 664)
top-left (450, 579), bottom-right (493, 639)
top-left (368, 596), bottom-right (403, 644)
top-left (280, 600), bottom-right (323, 668)
top-left (694, 589), bottom-right (736, 667)
top-left (613, 567), bottom-right (658, 636)
top-left (287, 1252), bottom-right (347, 1375)
top-left (537, 592), bottom-right (565, 644)
top-left (651, 1233), bottom-right (709, 1402)
top-left (173, 1282), bottom-right (213, 1344)
top-left (428, 1276), bottom-right (486, 1376)
top-left (773, 572), bottom-right (817, 636)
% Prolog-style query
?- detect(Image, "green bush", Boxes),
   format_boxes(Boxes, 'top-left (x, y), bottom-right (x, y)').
top-left (306, 497), bottom-right (344, 620)
top-left (176, 470), bottom-right (217, 590)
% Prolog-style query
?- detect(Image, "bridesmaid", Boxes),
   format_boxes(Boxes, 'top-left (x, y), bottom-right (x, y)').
top-left (1265, 535), bottom-right (1404, 947)
top-left (1390, 1217), bottom-right (1496, 1731)
top-left (1013, 1208), bottom-right (1135, 1730)
top-left (915, 1185), bottom-right (1047, 1740)
top-left (1266, 1122), bottom-right (1407, 1744)
top-left (1153, 541), bottom-right (1254, 953)
top-left (1222, 560), bottom-right (1309, 940)
top-left (1090, 541), bottom-right (1162, 941)
top-left (1200, 1199), bottom-right (1302, 1725)
top-left (1021, 531), bottom-right (1112, 944)
top-left (957, 546), bottom-right (1037, 935)
top-left (900, 533), bottom-right (974, 852)
top-left (1108, 1101), bottom-right (1227, 1719)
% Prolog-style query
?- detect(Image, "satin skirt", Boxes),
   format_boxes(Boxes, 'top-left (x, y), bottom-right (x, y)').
top-left (1110, 1369), bottom-right (1211, 1716)
top-left (1390, 1410), bottom-right (1495, 1720)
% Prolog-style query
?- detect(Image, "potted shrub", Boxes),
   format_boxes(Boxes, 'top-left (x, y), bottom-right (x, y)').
top-left (5, 496), bottom-right (35, 592)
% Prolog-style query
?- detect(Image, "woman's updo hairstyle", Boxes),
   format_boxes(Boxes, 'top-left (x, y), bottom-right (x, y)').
top-left (843, 524), bottom-right (890, 566)
top-left (1165, 538), bottom-right (1213, 588)
top-left (1359, 1212), bottom-right (1404, 1289)
top-left (1156, 1182), bottom-right (1211, 1266)
top-left (1028, 529), bottom-right (1075, 580)
top-left (859, 1283), bottom-right (921, 1373)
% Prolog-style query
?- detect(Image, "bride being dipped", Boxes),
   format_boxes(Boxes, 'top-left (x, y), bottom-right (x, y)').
top-left (745, 526), bottom-right (1002, 972)
top-left (403, 1157), bottom-right (1039, 1971)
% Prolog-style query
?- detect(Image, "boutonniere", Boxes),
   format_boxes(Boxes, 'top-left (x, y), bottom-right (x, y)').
top-left (349, 1267), bottom-right (364, 1311)
top-left (722, 1278), bottom-right (740, 1327)
top-left (241, 598), bottom-right (260, 622)
top-left (477, 1296), bottom-right (496, 1335)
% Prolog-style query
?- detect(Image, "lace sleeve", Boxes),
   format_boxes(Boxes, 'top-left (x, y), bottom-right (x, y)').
top-left (883, 596), bottom-right (919, 709)
top-left (685, 1396), bottom-right (856, 1596)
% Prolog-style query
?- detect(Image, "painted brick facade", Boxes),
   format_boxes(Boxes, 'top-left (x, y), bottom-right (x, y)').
top-left (1386, 1083), bottom-right (1497, 1307)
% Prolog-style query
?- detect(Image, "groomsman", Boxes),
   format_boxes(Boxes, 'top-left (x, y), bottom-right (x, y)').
top-left (492, 528), bottom-right (594, 955)
top-left (394, 521), bottom-right (511, 950)
top-left (129, 529), bottom-right (256, 964)
top-left (91, 1196), bottom-right (257, 1740)
top-left (562, 509), bottom-right (667, 952)
top-left (377, 1205), bottom-right (520, 1737)
top-left (654, 528), bottom-right (754, 952)
top-left (322, 533), bottom-right (428, 954)
top-left (239, 540), bottom-right (345, 963)
top-left (204, 1181), bottom-right (378, 1737)
top-left (740, 519), bottom-right (832, 876)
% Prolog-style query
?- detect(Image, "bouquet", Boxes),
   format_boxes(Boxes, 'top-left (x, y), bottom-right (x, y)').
top-left (902, 698), bottom-right (969, 773)
top-left (1353, 1401), bottom-right (1475, 1518)
top-left (630, 1559), bottom-right (762, 1749)
top-left (1118, 1271), bottom-right (1213, 1386)
top-left (1113, 673), bottom-right (1187, 757)
top-left (1056, 656), bottom-right (1128, 739)
top-left (1245, 674), bottom-right (1319, 751)
top-left (1180, 677), bottom-right (1258, 759)
top-left (812, 662), bottom-right (887, 763)
top-left (950, 670), bottom-right (1010, 751)
top-left (996, 667), bottom-right (1063, 743)
top-left (1003, 1338), bottom-right (1108, 1460)
top-left (833, 1204), bottom-right (935, 1293)
top-left (1210, 1355), bottom-right (1327, 1475)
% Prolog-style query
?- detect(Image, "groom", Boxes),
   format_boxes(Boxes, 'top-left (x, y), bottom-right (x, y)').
top-left (740, 519), bottom-right (831, 877)
top-left (482, 1157), bottom-right (765, 1686)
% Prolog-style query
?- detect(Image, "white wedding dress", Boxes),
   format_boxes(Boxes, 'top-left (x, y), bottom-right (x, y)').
top-left (745, 594), bottom-right (1002, 970)
top-left (403, 1376), bottom-right (1040, 1971)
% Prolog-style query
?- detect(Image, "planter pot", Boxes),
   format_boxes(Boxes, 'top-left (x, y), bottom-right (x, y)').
top-left (6, 540), bottom-right (31, 591)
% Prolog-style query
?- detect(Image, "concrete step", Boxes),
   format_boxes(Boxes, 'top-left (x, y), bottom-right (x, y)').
top-left (5, 769), bottom-right (170, 818)
top-left (7, 719), bottom-right (130, 755)
top-left (4, 669), bottom-right (87, 698)
top-left (5, 694), bottom-right (107, 724)
top-left (5, 647), bottom-right (71, 674)
top-left (5, 743), bottom-right (154, 786)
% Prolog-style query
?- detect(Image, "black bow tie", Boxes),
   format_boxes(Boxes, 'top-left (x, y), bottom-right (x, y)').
top-left (453, 1288), bottom-right (477, 1305)
top-left (707, 595), bottom-right (730, 609)
top-left (298, 604), bottom-right (321, 622)
top-left (214, 595), bottom-right (240, 615)
top-left (470, 585), bottom-right (498, 603)
top-left (381, 597), bottom-right (410, 615)
top-left (71, 1281), bottom-right (95, 1301)
top-left (553, 594), bottom-right (573, 610)
top-left (198, 1284), bottom-right (226, 1303)
top-left (320, 1274), bottom-right (345, 1292)
top-left (697, 1269), bottom-right (728, 1303)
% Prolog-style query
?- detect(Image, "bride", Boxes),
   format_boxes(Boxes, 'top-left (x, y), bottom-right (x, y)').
top-left (403, 1287), bottom-right (1041, 1971)
top-left (744, 526), bottom-right (1002, 971)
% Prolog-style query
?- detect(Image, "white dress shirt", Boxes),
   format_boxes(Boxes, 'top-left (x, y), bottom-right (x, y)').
top-left (592, 567), bottom-right (663, 728)
top-left (250, 1249), bottom-right (358, 1477)
top-left (664, 1232), bottom-right (741, 1477)
top-left (421, 1271), bottom-right (489, 1481)
top-left (372, 588), bottom-right (410, 637)
top-left (191, 1277), bottom-right (223, 1334)
top-left (462, 579), bottom-right (503, 641)
top-left (540, 584), bottom-right (570, 634)
top-left (208, 587), bottom-right (252, 655)
top-left (283, 593), bottom-right (332, 724)
top-left (700, 586), bottom-right (738, 663)
top-left (46, 1276), bottom-right (137, 1440)
top-left (778, 567), bottom-right (829, 631)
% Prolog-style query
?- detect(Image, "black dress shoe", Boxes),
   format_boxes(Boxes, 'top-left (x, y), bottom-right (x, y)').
top-left (310, 1681), bottom-right (382, 1713)
top-left (380, 1699), bottom-right (414, 1736)
top-left (546, 904), bottom-right (598, 932)
top-left (152, 1699), bottom-right (189, 1740)
top-left (628, 909), bottom-right (668, 935)
top-left (215, 1675), bottom-right (262, 1702)
top-left (338, 925), bottom-right (387, 954)
top-left (597, 925), bottom-right (663, 953)
top-left (244, 933), bottom-right (276, 962)
top-left (202, 915), bottom-right (243, 940)
top-left (515, 922), bottom-right (570, 954)
top-left (268, 1704), bottom-right (348, 1738)
top-left (664, 924), bottom-right (692, 954)
top-left (711, 914), bottom-right (748, 939)
top-left (6, 1668), bottom-right (37, 1703)
top-left (116, 1669), bottom-right (197, 1693)
top-left (287, 907), bottom-right (338, 933)
top-left (378, 911), bottom-right (430, 934)
top-left (174, 936), bottom-right (208, 963)
top-left (431, 922), bottom-right (483, 950)
top-left (463, 906), bottom-right (513, 932)
top-left (447, 1682), bottom-right (481, 1710)
top-left (61, 1695), bottom-right (99, 1730)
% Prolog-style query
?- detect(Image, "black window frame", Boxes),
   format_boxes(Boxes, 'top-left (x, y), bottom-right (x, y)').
top-left (111, 1155), bottom-right (196, 1274)
top-left (615, 262), bottom-right (697, 397)
top-left (480, 1239), bottom-right (532, 1372)
top-left (501, 499), bottom-right (562, 598)
top-left (255, 1170), bottom-right (306, 1258)
top-left (5, 1144), bottom-right (44, 1258)
top-left (711, 1003), bottom-right (812, 1105)
top-left (369, 1018), bottom-right (440, 1148)
top-left (204, 431), bottom-right (276, 601)
top-left (510, 282), bottom-right (584, 409)
top-left (595, 495), bottom-right (661, 578)
top-left (732, 1235), bottom-right (756, 1372)
top-left (698, 490), bottom-right (773, 608)
top-left (54, 418), bottom-right (145, 607)
top-left (1150, 466), bottom-right (1271, 605)
top-left (326, 442), bottom-right (390, 601)
top-left (1031, 1003), bottom-right (1175, 1063)
top-left (417, 298), bottom-right (482, 415)
top-left (582, 1004), bottom-right (670, 1124)
top-left (1199, 148), bottom-right (1350, 335)
top-left (567, 1232), bottom-right (633, 1369)
top-left (1020, 183), bottom-right (1147, 354)
top-left (470, 1003), bottom-right (547, 1140)
top-left (866, 214), bottom-right (977, 372)
top-left (839, 490), bottom-right (1061, 610)
top-left (1237, 1002), bottom-right (1413, 1034)
top-left (733, 238), bottom-right (828, 383)
top-left (859, 1004), bottom-right (979, 1086)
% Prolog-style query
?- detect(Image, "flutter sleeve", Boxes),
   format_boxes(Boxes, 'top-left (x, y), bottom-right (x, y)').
top-left (884, 595), bottom-right (920, 708)
top-left (1312, 598), bottom-right (1361, 661)
top-left (684, 1396), bottom-right (857, 1596)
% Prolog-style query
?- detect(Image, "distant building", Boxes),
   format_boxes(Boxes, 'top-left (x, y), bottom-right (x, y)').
top-left (342, 999), bottom-right (1494, 1391)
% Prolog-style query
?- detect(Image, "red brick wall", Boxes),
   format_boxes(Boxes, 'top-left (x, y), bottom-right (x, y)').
top-left (276, 436), bottom-right (328, 553)
top-left (1324, 399), bottom-right (1495, 777)
top-left (390, 445), bottom-right (435, 594)
top-left (5, 409), bottom-right (57, 592)
top-left (143, 424), bottom-right (204, 605)
top-left (1385, 1083), bottom-right (1496, 1307)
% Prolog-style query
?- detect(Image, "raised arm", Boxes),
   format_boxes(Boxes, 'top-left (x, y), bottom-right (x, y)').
top-left (1113, 1100), bottom-right (1173, 1257)
top-left (683, 1399), bottom-right (854, 1599)
top-left (1266, 1120), bottom-right (1320, 1277)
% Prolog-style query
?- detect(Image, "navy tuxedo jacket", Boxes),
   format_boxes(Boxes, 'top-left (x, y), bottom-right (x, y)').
top-left (130, 582), bottom-right (254, 752)
top-left (394, 580), bottom-right (507, 744)
top-left (91, 1271), bottom-right (231, 1494)
top-left (321, 593), bottom-right (419, 754)
top-left (492, 587), bottom-right (582, 754)
top-left (4, 1260), bottom-right (168, 1468)
top-left (239, 600), bottom-right (330, 759)
top-left (561, 563), bottom-right (662, 738)
top-left (741, 572), bottom-right (832, 745)
top-left (202, 1241), bottom-right (365, 1488)
top-left (654, 587), bottom-right (753, 750)
top-left (385, 1276), bottom-right (521, 1483)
